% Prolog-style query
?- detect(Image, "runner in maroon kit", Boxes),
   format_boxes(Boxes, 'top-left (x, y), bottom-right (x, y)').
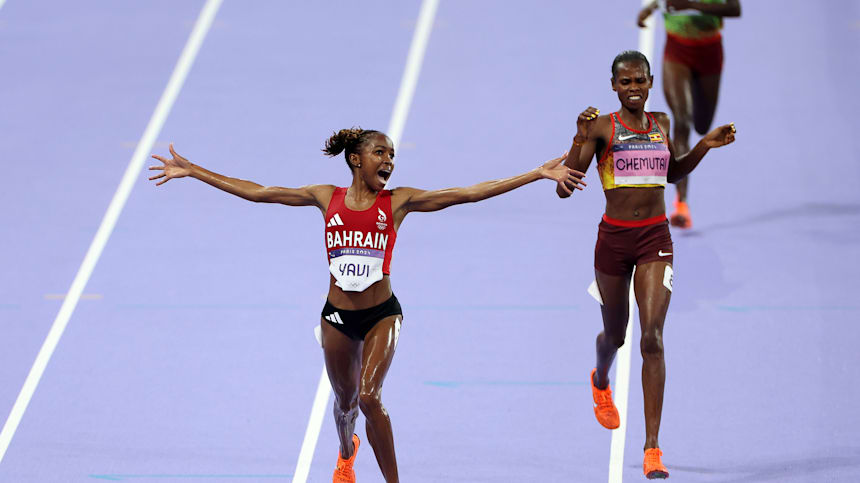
top-left (555, 51), bottom-right (735, 479)
top-left (637, 0), bottom-right (742, 228)
top-left (149, 128), bottom-right (585, 483)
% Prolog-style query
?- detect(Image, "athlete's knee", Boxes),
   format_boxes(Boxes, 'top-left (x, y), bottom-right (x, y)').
top-left (599, 330), bottom-right (626, 349)
top-left (608, 332), bottom-right (626, 349)
top-left (640, 327), bottom-right (664, 356)
top-left (358, 390), bottom-right (386, 416)
top-left (334, 394), bottom-right (358, 415)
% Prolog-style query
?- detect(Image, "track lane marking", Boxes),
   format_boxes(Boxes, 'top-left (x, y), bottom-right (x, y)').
top-left (608, 6), bottom-right (656, 481)
top-left (0, 0), bottom-right (224, 464)
top-left (290, 1), bottom-right (439, 481)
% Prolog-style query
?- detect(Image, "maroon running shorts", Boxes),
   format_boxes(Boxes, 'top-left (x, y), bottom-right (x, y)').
top-left (663, 32), bottom-right (723, 76)
top-left (594, 214), bottom-right (674, 276)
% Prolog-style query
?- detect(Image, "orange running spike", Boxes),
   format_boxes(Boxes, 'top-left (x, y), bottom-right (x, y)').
top-left (590, 368), bottom-right (620, 430)
top-left (333, 434), bottom-right (360, 483)
top-left (643, 448), bottom-right (669, 479)
top-left (669, 199), bottom-right (692, 229)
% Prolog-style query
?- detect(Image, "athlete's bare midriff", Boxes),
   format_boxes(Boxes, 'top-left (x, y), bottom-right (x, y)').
top-left (604, 186), bottom-right (666, 220)
top-left (326, 275), bottom-right (393, 310)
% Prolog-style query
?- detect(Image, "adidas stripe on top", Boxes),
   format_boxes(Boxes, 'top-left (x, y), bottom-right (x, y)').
top-left (323, 188), bottom-right (397, 292)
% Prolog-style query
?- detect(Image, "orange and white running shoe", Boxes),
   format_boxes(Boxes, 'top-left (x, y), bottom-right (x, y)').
top-left (643, 448), bottom-right (669, 479)
top-left (669, 199), bottom-right (692, 229)
top-left (590, 368), bottom-right (620, 429)
top-left (333, 434), bottom-right (360, 483)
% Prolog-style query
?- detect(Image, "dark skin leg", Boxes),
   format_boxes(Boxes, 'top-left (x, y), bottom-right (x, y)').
top-left (359, 316), bottom-right (401, 482)
top-left (691, 73), bottom-right (722, 136)
top-left (321, 315), bottom-right (402, 482)
top-left (662, 60), bottom-right (693, 202)
top-left (663, 61), bottom-right (723, 203)
top-left (593, 269), bottom-right (632, 390)
top-left (595, 262), bottom-right (671, 450)
top-left (321, 319), bottom-right (362, 459)
top-left (632, 261), bottom-right (672, 450)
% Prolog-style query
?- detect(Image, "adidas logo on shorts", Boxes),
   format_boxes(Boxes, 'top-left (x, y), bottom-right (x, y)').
top-left (324, 312), bottom-right (344, 324)
top-left (327, 213), bottom-right (344, 227)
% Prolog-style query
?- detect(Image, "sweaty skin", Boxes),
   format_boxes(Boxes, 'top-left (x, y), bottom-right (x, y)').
top-left (555, 59), bottom-right (735, 451)
top-left (149, 134), bottom-right (585, 482)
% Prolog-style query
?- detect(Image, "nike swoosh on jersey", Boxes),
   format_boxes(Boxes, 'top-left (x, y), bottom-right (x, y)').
top-left (618, 134), bottom-right (640, 141)
top-left (658, 250), bottom-right (672, 256)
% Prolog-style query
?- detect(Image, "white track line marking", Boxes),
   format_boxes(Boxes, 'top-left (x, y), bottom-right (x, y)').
top-left (607, 270), bottom-right (636, 483)
top-left (291, 366), bottom-right (332, 483)
top-left (43, 294), bottom-right (104, 301)
top-left (386, 0), bottom-right (439, 151)
top-left (607, 7), bottom-right (656, 481)
top-left (0, 0), bottom-right (224, 464)
top-left (290, 1), bottom-right (439, 482)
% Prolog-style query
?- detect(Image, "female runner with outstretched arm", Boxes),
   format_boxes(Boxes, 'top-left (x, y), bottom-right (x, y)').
top-left (556, 51), bottom-right (735, 479)
top-left (150, 128), bottom-right (585, 483)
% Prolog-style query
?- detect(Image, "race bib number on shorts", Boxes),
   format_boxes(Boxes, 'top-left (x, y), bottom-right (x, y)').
top-left (663, 265), bottom-right (673, 292)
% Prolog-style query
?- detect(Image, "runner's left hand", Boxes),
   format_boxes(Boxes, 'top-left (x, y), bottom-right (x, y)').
top-left (702, 123), bottom-right (736, 148)
top-left (540, 152), bottom-right (586, 195)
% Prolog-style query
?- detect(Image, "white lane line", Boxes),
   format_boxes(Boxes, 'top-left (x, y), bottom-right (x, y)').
top-left (607, 270), bottom-right (636, 483)
top-left (607, 6), bottom-right (656, 481)
top-left (291, 366), bottom-right (332, 483)
top-left (43, 294), bottom-right (104, 301)
top-left (290, 1), bottom-right (439, 482)
top-left (386, 0), bottom-right (439, 150)
top-left (0, 0), bottom-right (224, 464)
top-left (637, 1), bottom-right (657, 89)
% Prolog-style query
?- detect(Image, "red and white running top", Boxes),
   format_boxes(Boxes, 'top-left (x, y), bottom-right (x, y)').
top-left (324, 188), bottom-right (397, 292)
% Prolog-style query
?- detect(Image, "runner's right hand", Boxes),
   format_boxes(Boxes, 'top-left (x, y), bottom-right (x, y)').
top-left (576, 107), bottom-right (600, 141)
top-left (149, 143), bottom-right (193, 186)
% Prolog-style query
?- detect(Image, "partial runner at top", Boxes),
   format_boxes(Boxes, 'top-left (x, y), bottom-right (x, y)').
top-left (637, 0), bottom-right (741, 229)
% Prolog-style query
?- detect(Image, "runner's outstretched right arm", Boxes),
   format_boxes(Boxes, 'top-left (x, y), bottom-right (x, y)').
top-left (149, 143), bottom-right (334, 208)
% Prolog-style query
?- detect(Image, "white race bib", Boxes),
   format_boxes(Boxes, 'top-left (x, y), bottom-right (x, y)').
top-left (328, 248), bottom-right (385, 292)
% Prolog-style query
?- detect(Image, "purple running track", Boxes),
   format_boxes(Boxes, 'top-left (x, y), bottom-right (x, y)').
top-left (1, 1), bottom-right (859, 482)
